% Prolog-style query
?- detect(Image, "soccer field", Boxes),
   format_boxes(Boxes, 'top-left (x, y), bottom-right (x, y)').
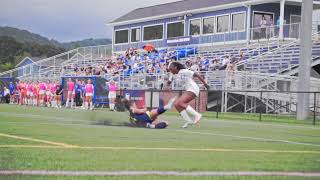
top-left (0, 104), bottom-right (319, 179)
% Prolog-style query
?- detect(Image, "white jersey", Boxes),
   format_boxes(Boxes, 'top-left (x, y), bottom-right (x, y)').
top-left (169, 69), bottom-right (200, 96)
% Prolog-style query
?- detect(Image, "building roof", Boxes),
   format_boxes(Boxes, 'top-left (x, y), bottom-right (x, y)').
top-left (15, 57), bottom-right (43, 67)
top-left (110, 0), bottom-right (249, 24)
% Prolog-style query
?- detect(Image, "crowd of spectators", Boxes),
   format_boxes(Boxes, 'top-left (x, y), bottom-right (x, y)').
top-left (65, 47), bottom-right (245, 77)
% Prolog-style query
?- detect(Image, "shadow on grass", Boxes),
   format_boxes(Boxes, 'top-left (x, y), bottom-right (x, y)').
top-left (91, 119), bottom-right (137, 128)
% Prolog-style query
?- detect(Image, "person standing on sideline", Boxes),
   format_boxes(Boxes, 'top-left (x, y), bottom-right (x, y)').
top-left (8, 82), bottom-right (15, 104)
top-left (55, 82), bottom-right (63, 108)
top-left (3, 87), bottom-right (10, 104)
top-left (38, 81), bottom-right (46, 106)
top-left (65, 78), bottom-right (75, 108)
top-left (108, 80), bottom-right (118, 111)
top-left (85, 79), bottom-right (94, 110)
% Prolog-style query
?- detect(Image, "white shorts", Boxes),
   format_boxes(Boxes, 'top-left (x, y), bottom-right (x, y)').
top-left (86, 93), bottom-right (93, 97)
top-left (67, 91), bottom-right (75, 97)
top-left (27, 91), bottom-right (32, 96)
top-left (39, 90), bottom-right (45, 95)
top-left (46, 91), bottom-right (51, 96)
top-left (108, 91), bottom-right (117, 99)
top-left (186, 86), bottom-right (200, 97)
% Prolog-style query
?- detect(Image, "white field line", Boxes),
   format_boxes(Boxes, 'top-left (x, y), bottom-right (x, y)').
top-left (3, 119), bottom-right (320, 148)
top-left (176, 130), bottom-right (320, 147)
top-left (0, 170), bottom-right (320, 177)
top-left (0, 133), bottom-right (79, 148)
top-left (0, 145), bottom-right (319, 154)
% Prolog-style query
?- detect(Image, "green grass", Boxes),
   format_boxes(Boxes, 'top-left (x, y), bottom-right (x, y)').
top-left (1, 176), bottom-right (319, 180)
top-left (165, 111), bottom-right (319, 125)
top-left (0, 104), bottom-right (320, 179)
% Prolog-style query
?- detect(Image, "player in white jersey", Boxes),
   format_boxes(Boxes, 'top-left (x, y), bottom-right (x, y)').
top-left (167, 62), bottom-right (209, 128)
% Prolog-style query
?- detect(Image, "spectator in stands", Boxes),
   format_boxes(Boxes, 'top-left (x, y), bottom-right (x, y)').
top-left (219, 55), bottom-right (230, 70)
top-left (227, 58), bottom-right (236, 86)
top-left (268, 17), bottom-right (275, 38)
top-left (260, 16), bottom-right (267, 39)
top-left (3, 87), bottom-right (10, 104)
top-left (190, 62), bottom-right (200, 72)
top-left (199, 56), bottom-right (208, 71)
top-left (209, 59), bottom-right (220, 71)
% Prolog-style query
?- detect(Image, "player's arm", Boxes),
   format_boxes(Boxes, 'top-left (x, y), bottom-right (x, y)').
top-left (193, 73), bottom-right (210, 89)
top-left (166, 73), bottom-right (173, 87)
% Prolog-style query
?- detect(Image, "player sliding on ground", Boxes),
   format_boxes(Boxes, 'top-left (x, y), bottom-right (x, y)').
top-left (123, 97), bottom-right (176, 129)
top-left (167, 62), bottom-right (210, 128)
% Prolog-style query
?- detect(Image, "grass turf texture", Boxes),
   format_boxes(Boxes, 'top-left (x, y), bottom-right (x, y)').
top-left (0, 104), bottom-right (319, 179)
top-left (1, 176), bottom-right (320, 180)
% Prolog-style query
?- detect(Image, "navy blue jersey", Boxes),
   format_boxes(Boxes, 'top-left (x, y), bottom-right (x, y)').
top-left (130, 111), bottom-right (152, 124)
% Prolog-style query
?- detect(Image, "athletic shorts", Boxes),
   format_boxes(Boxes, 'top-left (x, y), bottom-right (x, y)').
top-left (86, 93), bottom-right (93, 97)
top-left (108, 91), bottom-right (117, 99)
top-left (33, 92), bottom-right (38, 97)
top-left (67, 91), bottom-right (75, 97)
top-left (46, 91), bottom-right (51, 96)
top-left (186, 85), bottom-right (200, 97)
top-left (39, 90), bottom-right (45, 95)
top-left (27, 91), bottom-right (32, 96)
top-left (20, 91), bottom-right (26, 97)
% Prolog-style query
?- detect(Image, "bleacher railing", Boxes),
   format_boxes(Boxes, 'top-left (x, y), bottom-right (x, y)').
top-left (250, 23), bottom-right (300, 41)
top-left (0, 45), bottom-right (112, 80)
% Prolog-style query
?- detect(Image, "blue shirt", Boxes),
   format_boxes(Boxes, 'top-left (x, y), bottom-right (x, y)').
top-left (8, 83), bottom-right (15, 93)
top-left (75, 84), bottom-right (81, 94)
top-left (81, 84), bottom-right (86, 94)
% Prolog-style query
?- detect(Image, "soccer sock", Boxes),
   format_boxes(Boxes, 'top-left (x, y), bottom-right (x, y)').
top-left (71, 99), bottom-right (74, 107)
top-left (110, 103), bottom-right (113, 110)
top-left (66, 99), bottom-right (69, 107)
top-left (186, 105), bottom-right (201, 117)
top-left (157, 106), bottom-right (166, 115)
top-left (51, 100), bottom-right (56, 107)
top-left (90, 102), bottom-right (93, 109)
top-left (180, 110), bottom-right (193, 123)
top-left (146, 123), bottom-right (155, 129)
top-left (164, 96), bottom-right (177, 110)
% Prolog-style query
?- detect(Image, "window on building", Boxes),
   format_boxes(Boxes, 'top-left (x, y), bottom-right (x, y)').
top-left (167, 21), bottom-right (184, 38)
top-left (189, 19), bottom-right (201, 36)
top-left (143, 25), bottom-right (163, 41)
top-left (131, 28), bottom-right (140, 42)
top-left (232, 13), bottom-right (245, 31)
top-left (203, 17), bottom-right (215, 34)
top-left (115, 29), bottom-right (129, 44)
top-left (217, 15), bottom-right (230, 33)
